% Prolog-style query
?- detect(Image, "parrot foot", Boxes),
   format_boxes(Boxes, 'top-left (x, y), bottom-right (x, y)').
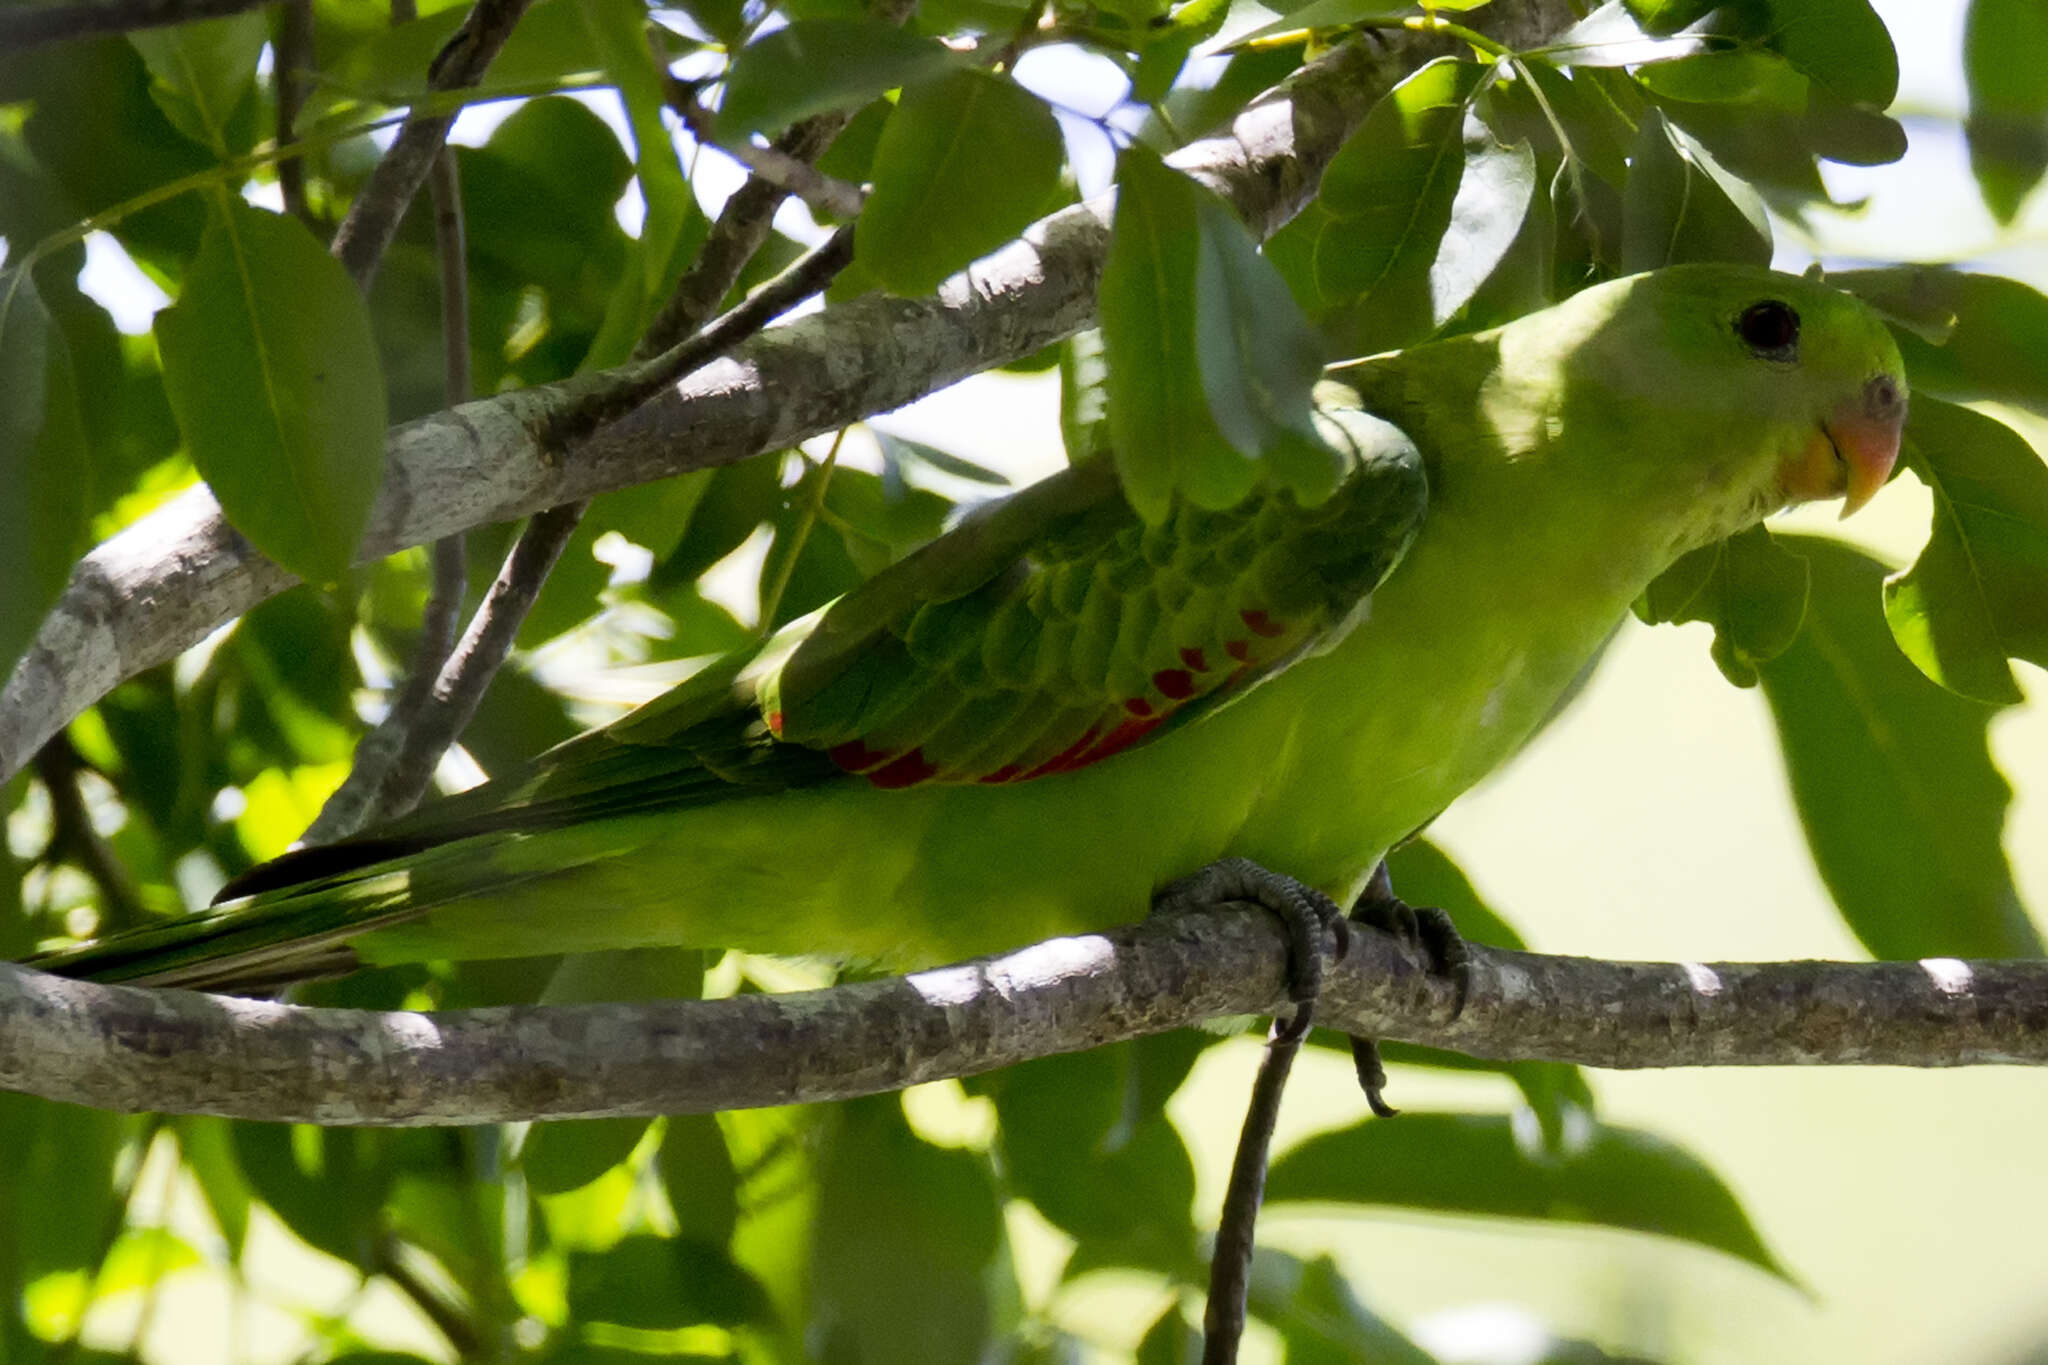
top-left (1346, 862), bottom-right (1471, 1117)
top-left (1152, 856), bottom-right (1351, 1041)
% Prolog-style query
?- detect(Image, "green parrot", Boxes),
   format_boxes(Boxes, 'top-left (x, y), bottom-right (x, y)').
top-left (27, 264), bottom-right (1907, 993)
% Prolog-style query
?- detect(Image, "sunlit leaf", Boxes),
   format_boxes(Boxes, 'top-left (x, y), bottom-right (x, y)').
top-left (1883, 398), bottom-right (2048, 704)
top-left (1965, 0), bottom-right (2048, 222)
top-left (1266, 1111), bottom-right (1792, 1280)
top-left (1315, 59), bottom-right (1492, 349)
top-left (857, 69), bottom-right (1062, 295)
top-left (568, 1233), bottom-right (777, 1328)
top-left (155, 199), bottom-right (386, 584)
top-left (720, 18), bottom-right (958, 136)
top-left (1837, 268), bottom-right (2048, 420)
top-left (1759, 535), bottom-right (2039, 959)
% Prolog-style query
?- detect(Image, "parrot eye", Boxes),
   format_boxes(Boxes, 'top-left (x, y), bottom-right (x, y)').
top-left (1737, 300), bottom-right (1800, 360)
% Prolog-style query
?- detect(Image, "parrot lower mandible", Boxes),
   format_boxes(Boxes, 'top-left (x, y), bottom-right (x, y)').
top-left (27, 263), bottom-right (1908, 993)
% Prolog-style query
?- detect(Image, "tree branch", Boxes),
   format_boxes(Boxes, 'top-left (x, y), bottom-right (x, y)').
top-left (0, 4), bottom-right (1577, 786)
top-left (4, 912), bottom-right (2044, 1125)
top-left (0, 0), bottom-right (274, 51)
top-left (329, 0), bottom-right (537, 289)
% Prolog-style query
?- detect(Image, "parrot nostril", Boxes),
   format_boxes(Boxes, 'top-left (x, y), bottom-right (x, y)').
top-left (1866, 374), bottom-right (1904, 421)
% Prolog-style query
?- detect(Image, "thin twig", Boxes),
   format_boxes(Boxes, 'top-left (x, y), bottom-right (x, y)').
top-left (1203, 1017), bottom-right (1305, 1365)
top-left (0, 0), bottom-right (272, 50)
top-left (302, 143), bottom-right (473, 845)
top-left (330, 0), bottom-right (538, 289)
top-left (366, 501), bottom-right (585, 823)
top-left (30, 736), bottom-right (144, 934)
top-left (372, 1234), bottom-right (484, 1359)
top-left (275, 0), bottom-right (314, 225)
top-left (664, 79), bottom-right (868, 222)
top-left (637, 109), bottom-right (856, 359)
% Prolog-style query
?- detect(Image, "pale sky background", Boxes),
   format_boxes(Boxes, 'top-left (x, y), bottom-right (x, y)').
top-left (48, 1), bottom-right (2048, 1361)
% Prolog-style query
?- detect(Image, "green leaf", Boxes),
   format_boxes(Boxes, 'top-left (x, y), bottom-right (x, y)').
top-left (1428, 102), bottom-right (1538, 329)
top-left (1636, 523), bottom-right (1810, 686)
top-left (127, 11), bottom-right (267, 154)
top-left (1759, 535), bottom-right (2040, 959)
top-left (1633, 50), bottom-right (1810, 106)
top-left (1835, 268), bottom-right (2048, 417)
top-left (719, 19), bottom-right (958, 136)
top-left (1132, 0), bottom-right (1231, 103)
top-left (1965, 0), bottom-right (2048, 221)
top-left (1621, 109), bottom-right (1771, 271)
top-left (155, 199), bottom-right (386, 584)
top-left (810, 1097), bottom-right (1003, 1363)
top-left (659, 1114), bottom-right (740, 1249)
top-left (856, 69), bottom-right (1063, 296)
top-left (1101, 147), bottom-right (1246, 523)
top-left (173, 1120), bottom-right (252, 1257)
top-left (1250, 1251), bottom-right (1439, 1365)
top-left (0, 269), bottom-right (93, 683)
top-left (1883, 398), bottom-right (2048, 703)
top-left (1314, 59), bottom-right (1492, 350)
top-left (1266, 1111), bottom-right (1792, 1281)
top-left (1764, 0), bottom-right (1897, 109)
top-left (568, 1233), bottom-right (777, 1329)
top-left (1549, 3), bottom-right (1708, 68)
top-left (1189, 192), bottom-right (1344, 507)
top-left (581, 0), bottom-right (693, 364)
top-left (874, 430), bottom-right (1010, 488)
top-left (523, 1118), bottom-right (653, 1195)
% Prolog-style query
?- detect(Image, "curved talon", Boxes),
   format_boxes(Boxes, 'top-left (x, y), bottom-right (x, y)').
top-left (1350, 1036), bottom-right (1397, 1119)
top-left (1344, 866), bottom-right (1473, 1115)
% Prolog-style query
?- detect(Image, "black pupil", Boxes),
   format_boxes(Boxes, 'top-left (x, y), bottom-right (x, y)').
top-left (1739, 300), bottom-right (1799, 354)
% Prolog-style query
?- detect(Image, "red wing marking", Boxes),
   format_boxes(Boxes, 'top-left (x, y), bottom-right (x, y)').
top-left (830, 739), bottom-right (892, 773)
top-left (1078, 714), bottom-right (1164, 764)
top-left (869, 749), bottom-right (940, 789)
top-left (1240, 608), bottom-right (1286, 638)
top-left (1152, 668), bottom-right (1196, 700)
top-left (1224, 639), bottom-right (1251, 663)
top-left (1124, 697), bottom-right (1155, 718)
top-left (1021, 725), bottom-right (1105, 780)
top-left (978, 763), bottom-right (1025, 785)
top-left (1179, 647), bottom-right (1209, 672)
top-left (767, 710), bottom-right (784, 737)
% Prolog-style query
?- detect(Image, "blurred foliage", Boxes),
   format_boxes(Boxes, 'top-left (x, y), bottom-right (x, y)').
top-left (2, 0), bottom-right (2046, 1360)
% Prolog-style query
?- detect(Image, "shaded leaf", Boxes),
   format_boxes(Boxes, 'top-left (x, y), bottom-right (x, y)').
top-left (1965, 0), bottom-right (2048, 222)
top-left (1251, 1251), bottom-right (1439, 1364)
top-left (155, 199), bottom-right (386, 584)
top-left (873, 430), bottom-right (1010, 488)
top-left (1763, 0), bottom-right (1896, 110)
top-left (1838, 269), bottom-right (2048, 419)
top-left (660, 1114), bottom-right (740, 1249)
top-left (1621, 109), bottom-right (1771, 271)
top-left (1266, 1111), bottom-right (1791, 1280)
top-left (1636, 523), bottom-right (1810, 686)
top-left (568, 1233), bottom-right (776, 1329)
top-left (810, 1097), bottom-right (1002, 1363)
top-left (0, 269), bottom-right (94, 683)
top-left (720, 19), bottom-right (957, 136)
top-left (857, 69), bottom-right (1063, 296)
top-left (1315, 59), bottom-right (1491, 349)
top-left (1885, 398), bottom-right (2048, 703)
top-left (128, 11), bottom-right (267, 154)
top-left (1759, 535), bottom-right (2039, 959)
top-left (523, 1119), bottom-right (653, 1196)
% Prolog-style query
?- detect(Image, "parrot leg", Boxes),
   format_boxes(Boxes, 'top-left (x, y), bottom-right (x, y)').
top-left (1346, 861), bottom-right (1471, 1117)
top-left (1151, 856), bottom-right (1351, 1041)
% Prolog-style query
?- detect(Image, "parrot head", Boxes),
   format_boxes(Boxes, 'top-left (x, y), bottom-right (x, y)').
top-left (1492, 263), bottom-right (1909, 555)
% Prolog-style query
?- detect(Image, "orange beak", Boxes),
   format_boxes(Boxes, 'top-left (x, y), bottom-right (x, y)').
top-left (1781, 375), bottom-right (1907, 517)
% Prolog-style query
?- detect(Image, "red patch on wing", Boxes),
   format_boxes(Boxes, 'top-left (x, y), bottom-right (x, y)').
top-left (1124, 697), bottom-right (1155, 718)
top-left (1240, 608), bottom-right (1286, 638)
top-left (1179, 647), bottom-right (1208, 673)
top-left (1152, 668), bottom-right (1196, 700)
top-left (767, 710), bottom-right (784, 737)
top-left (1012, 726), bottom-right (1097, 780)
top-left (869, 749), bottom-right (939, 788)
top-left (1225, 639), bottom-right (1251, 663)
top-left (830, 739), bottom-right (891, 773)
top-left (1080, 715), bottom-right (1164, 763)
top-left (978, 763), bottom-right (1025, 785)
